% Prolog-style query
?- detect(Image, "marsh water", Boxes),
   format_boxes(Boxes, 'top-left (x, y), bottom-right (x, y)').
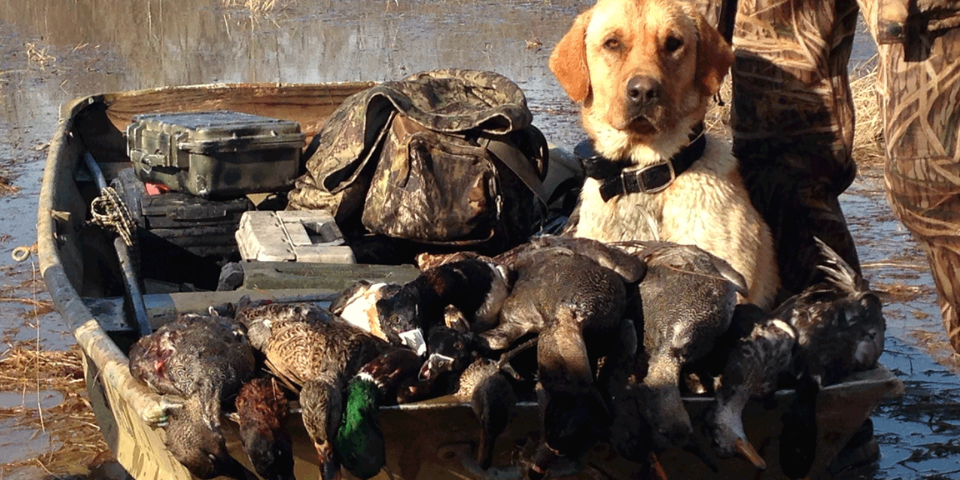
top-left (0, 1), bottom-right (957, 479)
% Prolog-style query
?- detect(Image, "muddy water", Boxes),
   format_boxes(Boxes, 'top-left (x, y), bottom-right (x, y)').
top-left (0, 1), bottom-right (956, 479)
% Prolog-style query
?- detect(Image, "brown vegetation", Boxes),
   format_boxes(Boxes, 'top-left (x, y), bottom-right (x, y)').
top-left (0, 343), bottom-right (109, 476)
top-left (221, 0), bottom-right (296, 15)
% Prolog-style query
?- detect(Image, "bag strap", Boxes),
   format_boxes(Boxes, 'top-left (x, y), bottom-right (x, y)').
top-left (478, 134), bottom-right (548, 206)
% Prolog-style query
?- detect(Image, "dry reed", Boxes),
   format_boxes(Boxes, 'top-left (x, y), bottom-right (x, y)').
top-left (221, 0), bottom-right (296, 15)
top-left (849, 67), bottom-right (885, 166)
top-left (0, 343), bottom-right (109, 476)
top-left (24, 43), bottom-right (55, 68)
top-left (0, 169), bottom-right (19, 195)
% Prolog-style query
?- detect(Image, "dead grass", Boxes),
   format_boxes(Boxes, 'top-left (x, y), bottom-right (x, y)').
top-left (0, 343), bottom-right (110, 476)
top-left (909, 329), bottom-right (960, 372)
top-left (221, 0), bottom-right (296, 15)
top-left (0, 168), bottom-right (19, 195)
top-left (24, 43), bottom-right (55, 68)
top-left (704, 79), bottom-right (733, 137)
top-left (850, 67), bottom-right (885, 166)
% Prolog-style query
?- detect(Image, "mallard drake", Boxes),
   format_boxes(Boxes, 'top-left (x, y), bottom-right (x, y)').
top-left (334, 374), bottom-right (385, 480)
top-left (234, 377), bottom-right (294, 480)
top-left (358, 347), bottom-right (423, 406)
top-left (782, 239), bottom-right (885, 386)
top-left (633, 242), bottom-right (746, 450)
top-left (704, 314), bottom-right (798, 470)
top-left (236, 302), bottom-right (391, 480)
top-left (335, 348), bottom-right (424, 479)
top-left (128, 313), bottom-right (257, 479)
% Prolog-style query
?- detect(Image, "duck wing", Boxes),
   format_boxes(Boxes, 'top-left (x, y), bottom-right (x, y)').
top-left (243, 305), bottom-right (391, 389)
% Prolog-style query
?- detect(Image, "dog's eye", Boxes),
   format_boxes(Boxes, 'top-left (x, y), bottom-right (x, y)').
top-left (603, 37), bottom-right (621, 51)
top-left (665, 35), bottom-right (684, 53)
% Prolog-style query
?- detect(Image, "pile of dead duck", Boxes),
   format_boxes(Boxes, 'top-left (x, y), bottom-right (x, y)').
top-left (128, 234), bottom-right (885, 480)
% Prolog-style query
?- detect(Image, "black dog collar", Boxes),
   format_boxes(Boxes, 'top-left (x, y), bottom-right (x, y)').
top-left (581, 123), bottom-right (707, 201)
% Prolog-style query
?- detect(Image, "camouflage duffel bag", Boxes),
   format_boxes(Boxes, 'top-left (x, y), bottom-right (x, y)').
top-left (288, 69), bottom-right (548, 255)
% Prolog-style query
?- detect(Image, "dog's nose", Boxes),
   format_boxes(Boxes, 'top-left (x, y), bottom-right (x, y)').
top-left (626, 76), bottom-right (662, 107)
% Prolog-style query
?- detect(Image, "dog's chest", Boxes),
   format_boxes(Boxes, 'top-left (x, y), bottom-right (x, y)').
top-left (572, 178), bottom-right (666, 242)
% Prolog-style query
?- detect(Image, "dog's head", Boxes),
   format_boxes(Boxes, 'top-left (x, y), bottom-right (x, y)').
top-left (550, 0), bottom-right (733, 156)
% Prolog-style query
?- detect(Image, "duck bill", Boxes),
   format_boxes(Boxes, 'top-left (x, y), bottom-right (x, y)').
top-left (316, 442), bottom-right (342, 480)
top-left (399, 328), bottom-right (427, 356)
top-left (419, 353), bottom-right (455, 381)
top-left (734, 437), bottom-right (767, 470)
top-left (646, 451), bottom-right (669, 480)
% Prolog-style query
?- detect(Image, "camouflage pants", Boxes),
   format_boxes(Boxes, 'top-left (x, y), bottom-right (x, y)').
top-left (697, 0), bottom-right (862, 303)
top-left (858, 0), bottom-right (960, 354)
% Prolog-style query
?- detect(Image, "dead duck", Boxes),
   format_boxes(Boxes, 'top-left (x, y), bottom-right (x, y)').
top-left (453, 356), bottom-right (520, 470)
top-left (683, 302), bottom-right (770, 395)
top-left (165, 395), bottom-right (258, 480)
top-left (494, 234), bottom-right (646, 283)
top-left (704, 313), bottom-right (798, 470)
top-left (375, 258), bottom-right (512, 351)
top-left (234, 377), bottom-right (294, 480)
top-left (593, 318), bottom-right (670, 477)
top-left (387, 323), bottom-right (479, 403)
top-left (419, 325), bottom-right (475, 382)
top-left (330, 280), bottom-right (403, 342)
top-left (128, 313), bottom-right (257, 479)
top-left (334, 374), bottom-right (385, 480)
top-left (633, 242), bottom-right (747, 450)
top-left (481, 236), bottom-right (645, 351)
top-left (359, 347), bottom-right (424, 405)
top-left (128, 313), bottom-right (255, 399)
top-left (497, 247), bottom-right (625, 478)
top-left (335, 348), bottom-right (424, 479)
top-left (782, 238), bottom-right (886, 386)
top-left (236, 302), bottom-right (392, 480)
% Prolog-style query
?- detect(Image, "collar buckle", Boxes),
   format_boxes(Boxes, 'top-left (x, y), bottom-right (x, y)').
top-left (622, 160), bottom-right (676, 194)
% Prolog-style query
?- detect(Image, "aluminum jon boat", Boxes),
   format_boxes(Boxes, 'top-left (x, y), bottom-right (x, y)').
top-left (38, 83), bottom-right (904, 480)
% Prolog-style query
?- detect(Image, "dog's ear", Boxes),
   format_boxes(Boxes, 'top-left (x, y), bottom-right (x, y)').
top-left (550, 9), bottom-right (593, 103)
top-left (694, 13), bottom-right (734, 97)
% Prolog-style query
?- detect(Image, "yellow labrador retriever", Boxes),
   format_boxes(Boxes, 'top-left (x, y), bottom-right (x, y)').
top-left (550, 0), bottom-right (778, 308)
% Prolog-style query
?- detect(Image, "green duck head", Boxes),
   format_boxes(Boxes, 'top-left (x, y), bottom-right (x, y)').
top-left (335, 374), bottom-right (386, 479)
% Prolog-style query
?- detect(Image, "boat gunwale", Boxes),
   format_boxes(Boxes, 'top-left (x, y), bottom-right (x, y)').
top-left (39, 91), bottom-right (169, 424)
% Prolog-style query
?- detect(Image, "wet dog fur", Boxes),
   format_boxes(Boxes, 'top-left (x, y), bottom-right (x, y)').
top-left (550, 0), bottom-right (778, 308)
